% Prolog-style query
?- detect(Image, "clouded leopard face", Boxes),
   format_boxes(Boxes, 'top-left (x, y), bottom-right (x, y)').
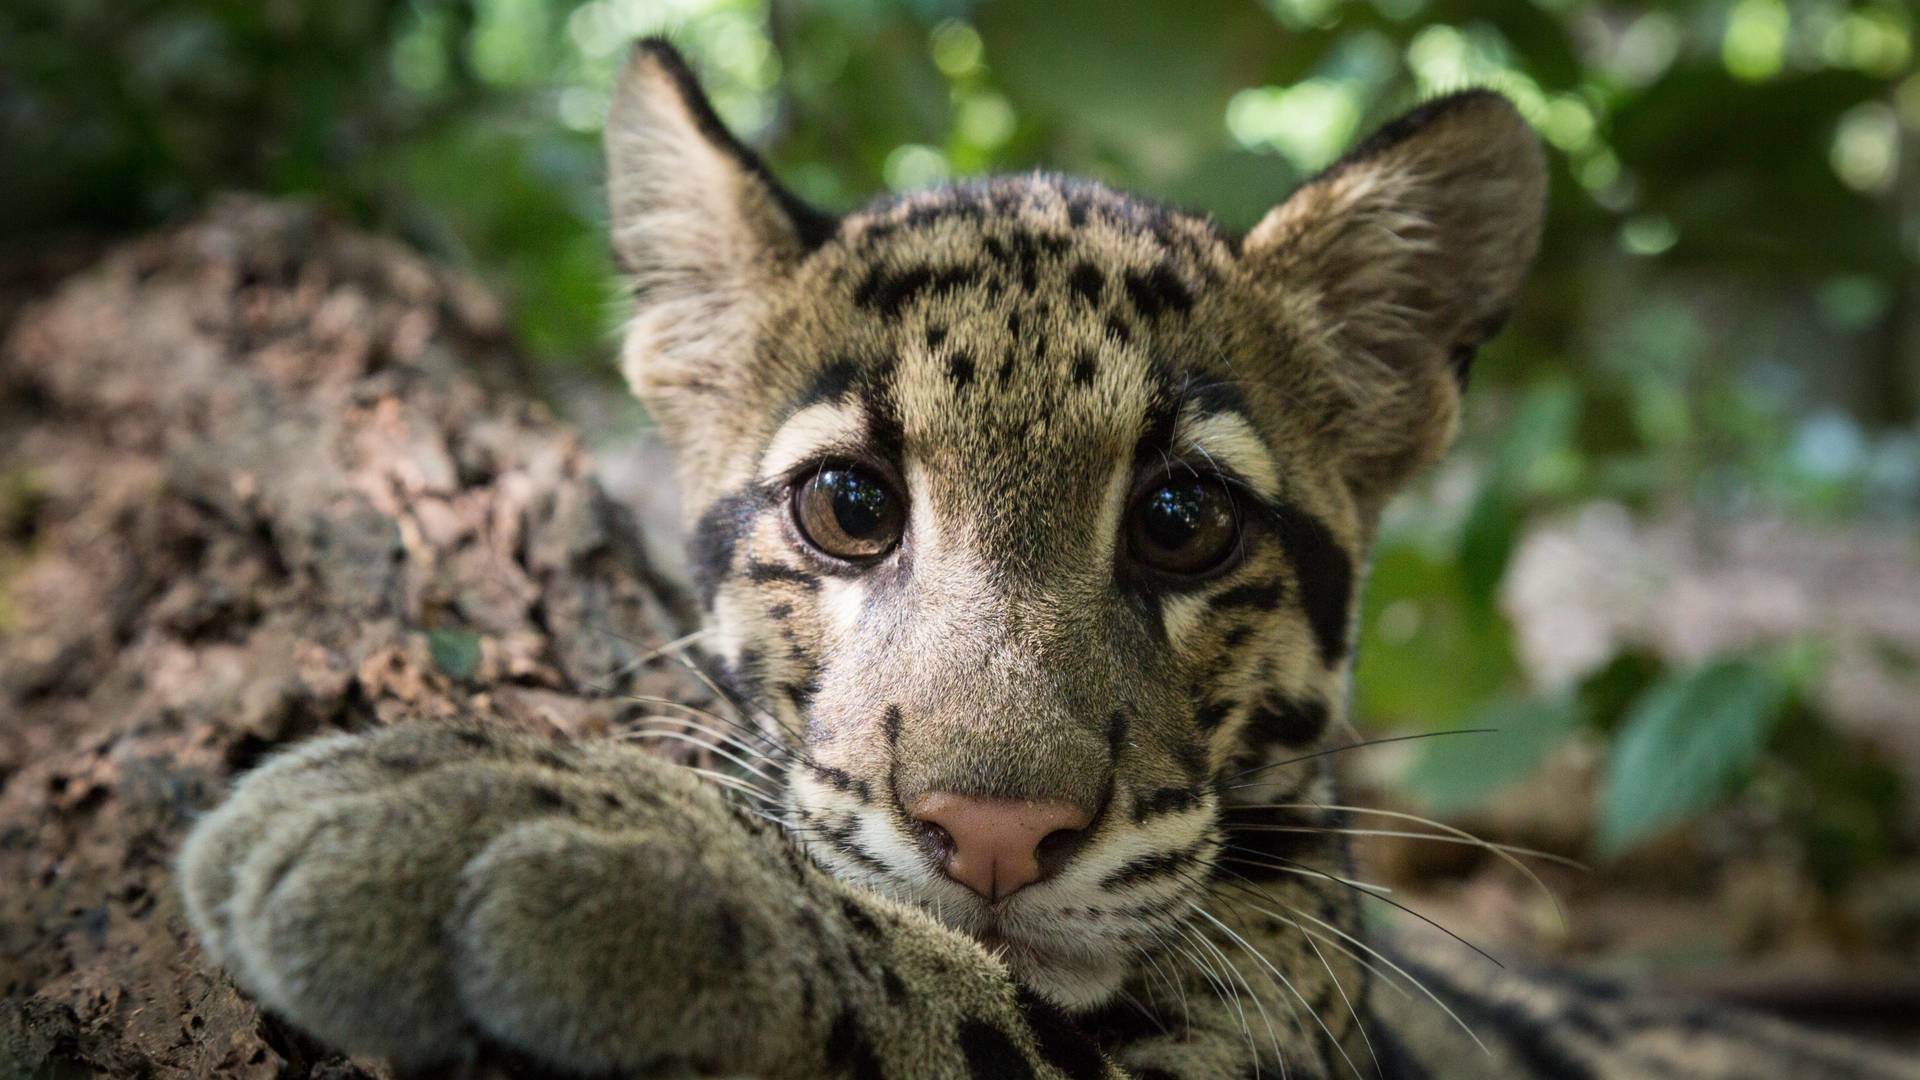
top-left (608, 40), bottom-right (1544, 1008)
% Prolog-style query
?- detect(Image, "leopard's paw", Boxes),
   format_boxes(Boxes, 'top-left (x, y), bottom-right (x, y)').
top-left (451, 812), bottom-right (815, 1074)
top-left (177, 726), bottom-right (580, 1065)
top-left (177, 725), bottom-right (810, 1072)
top-left (178, 728), bottom-right (530, 1064)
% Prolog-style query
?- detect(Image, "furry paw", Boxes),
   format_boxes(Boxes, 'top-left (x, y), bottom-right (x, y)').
top-left (450, 815), bottom-right (812, 1073)
top-left (178, 727), bottom-right (561, 1064)
top-left (178, 725), bottom-right (815, 1071)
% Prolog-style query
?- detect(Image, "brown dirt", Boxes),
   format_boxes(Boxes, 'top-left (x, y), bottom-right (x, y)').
top-left (0, 199), bottom-right (709, 1078)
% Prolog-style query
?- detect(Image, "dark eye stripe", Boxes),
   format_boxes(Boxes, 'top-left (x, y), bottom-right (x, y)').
top-left (1245, 693), bottom-right (1329, 749)
top-left (747, 562), bottom-right (823, 590)
top-left (689, 485), bottom-right (774, 610)
top-left (1247, 495), bottom-right (1354, 665)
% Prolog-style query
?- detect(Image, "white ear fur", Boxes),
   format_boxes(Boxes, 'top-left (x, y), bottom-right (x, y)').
top-left (605, 40), bottom-right (834, 446)
top-left (1246, 91), bottom-right (1546, 498)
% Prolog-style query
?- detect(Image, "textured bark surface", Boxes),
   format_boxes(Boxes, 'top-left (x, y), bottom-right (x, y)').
top-left (0, 199), bottom-right (709, 1078)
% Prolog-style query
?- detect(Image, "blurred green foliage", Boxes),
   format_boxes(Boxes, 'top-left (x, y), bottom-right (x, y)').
top-left (4, 0), bottom-right (1915, 876)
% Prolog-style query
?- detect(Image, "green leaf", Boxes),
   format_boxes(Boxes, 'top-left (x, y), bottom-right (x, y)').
top-left (1492, 380), bottom-right (1582, 482)
top-left (1597, 658), bottom-right (1792, 855)
top-left (1456, 381), bottom-right (1579, 611)
top-left (1455, 480), bottom-right (1520, 613)
top-left (1351, 542), bottom-right (1521, 729)
top-left (427, 628), bottom-right (482, 683)
top-left (1405, 694), bottom-right (1583, 814)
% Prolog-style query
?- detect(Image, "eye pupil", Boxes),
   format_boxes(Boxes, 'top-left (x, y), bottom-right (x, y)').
top-left (827, 472), bottom-right (887, 539)
top-left (1128, 475), bottom-right (1239, 576)
top-left (1143, 485), bottom-right (1204, 549)
top-left (794, 466), bottom-right (903, 560)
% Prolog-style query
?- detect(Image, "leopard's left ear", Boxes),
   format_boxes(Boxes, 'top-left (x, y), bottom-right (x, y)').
top-left (606, 39), bottom-right (838, 447)
top-left (1245, 91), bottom-right (1546, 502)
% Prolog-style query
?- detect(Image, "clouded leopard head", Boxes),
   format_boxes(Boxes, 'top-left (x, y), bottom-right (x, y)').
top-left (606, 38), bottom-right (1544, 1008)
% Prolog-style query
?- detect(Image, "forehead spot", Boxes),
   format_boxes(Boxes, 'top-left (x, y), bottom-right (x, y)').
top-left (761, 400), bottom-right (868, 481)
top-left (798, 356), bottom-right (861, 408)
top-left (1067, 262), bottom-right (1104, 307)
top-left (1122, 264), bottom-right (1195, 320)
top-left (854, 263), bottom-right (983, 320)
top-left (947, 350), bottom-right (975, 391)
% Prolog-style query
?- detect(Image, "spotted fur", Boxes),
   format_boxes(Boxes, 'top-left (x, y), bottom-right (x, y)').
top-left (178, 39), bottom-right (1918, 1080)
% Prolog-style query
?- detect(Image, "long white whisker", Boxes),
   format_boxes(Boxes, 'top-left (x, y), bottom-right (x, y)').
top-left (1195, 904), bottom-right (1364, 1080)
top-left (1230, 824), bottom-right (1587, 870)
top-left (1174, 921), bottom-right (1260, 1072)
top-left (626, 725), bottom-right (786, 788)
top-left (1124, 948), bottom-right (1177, 1031)
top-left (1142, 924), bottom-right (1194, 1027)
top-left (1240, 802), bottom-right (1569, 928)
top-left (1303, 925), bottom-right (1379, 1078)
top-left (1217, 851), bottom-right (1395, 895)
top-left (1195, 918), bottom-right (1281, 1076)
top-left (667, 650), bottom-right (811, 749)
top-left (628, 730), bottom-right (784, 794)
top-left (1210, 873), bottom-right (1414, 1008)
top-left (571, 625), bottom-right (716, 699)
top-left (1191, 905), bottom-right (1299, 1077)
top-left (1216, 849), bottom-right (1501, 968)
top-left (1223, 729), bottom-right (1497, 786)
top-left (620, 694), bottom-right (798, 760)
top-left (633, 628), bottom-right (713, 662)
top-left (678, 765), bottom-right (779, 806)
top-left (1277, 902), bottom-right (1488, 1055)
top-left (631, 712), bottom-right (780, 758)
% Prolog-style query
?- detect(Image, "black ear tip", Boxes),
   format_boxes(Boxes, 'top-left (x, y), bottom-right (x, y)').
top-left (1347, 88), bottom-right (1532, 161)
top-left (1425, 86), bottom-right (1518, 111)
top-left (614, 35), bottom-right (729, 140)
top-left (623, 35), bottom-right (699, 90)
top-left (631, 35), bottom-right (689, 71)
top-left (608, 34), bottom-right (842, 253)
top-left (1403, 88), bottom-right (1529, 129)
top-left (1301, 85), bottom-right (1546, 209)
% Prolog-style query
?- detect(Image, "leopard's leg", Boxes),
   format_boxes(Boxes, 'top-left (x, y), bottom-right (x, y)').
top-left (1375, 935), bottom-right (1920, 1080)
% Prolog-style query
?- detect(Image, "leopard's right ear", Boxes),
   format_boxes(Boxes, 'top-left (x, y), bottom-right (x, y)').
top-left (606, 39), bottom-right (836, 440)
top-left (1242, 91), bottom-right (1545, 506)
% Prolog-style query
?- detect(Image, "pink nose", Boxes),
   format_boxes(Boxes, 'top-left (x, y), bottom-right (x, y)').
top-left (908, 793), bottom-right (1093, 902)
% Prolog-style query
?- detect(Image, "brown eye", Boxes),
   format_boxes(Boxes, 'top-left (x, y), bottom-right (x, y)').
top-left (1128, 475), bottom-right (1240, 576)
top-left (793, 466), bottom-right (904, 561)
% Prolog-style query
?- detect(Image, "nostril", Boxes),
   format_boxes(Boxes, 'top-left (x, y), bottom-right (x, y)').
top-left (1036, 827), bottom-right (1081, 857)
top-left (909, 817), bottom-right (954, 860)
top-left (1034, 824), bottom-right (1091, 879)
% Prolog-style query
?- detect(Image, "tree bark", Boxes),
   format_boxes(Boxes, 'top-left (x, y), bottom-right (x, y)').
top-left (0, 198), bottom-right (707, 1077)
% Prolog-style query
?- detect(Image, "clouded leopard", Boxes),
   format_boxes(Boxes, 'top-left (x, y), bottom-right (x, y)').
top-left (177, 38), bottom-right (1917, 1080)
